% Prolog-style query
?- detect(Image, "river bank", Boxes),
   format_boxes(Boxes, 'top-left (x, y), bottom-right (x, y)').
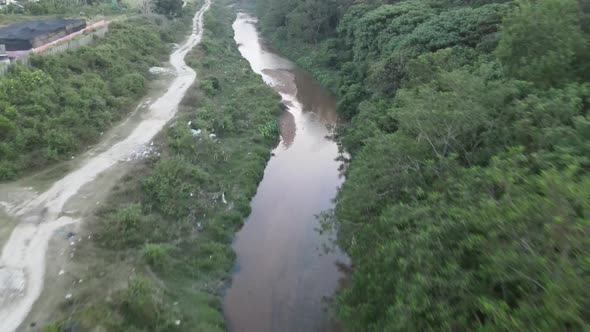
top-left (23, 1), bottom-right (284, 330)
top-left (0, 1), bottom-right (213, 330)
top-left (223, 11), bottom-right (348, 332)
top-left (245, 0), bottom-right (590, 330)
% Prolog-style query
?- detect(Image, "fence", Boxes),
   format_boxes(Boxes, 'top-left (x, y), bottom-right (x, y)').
top-left (2, 20), bottom-right (109, 73)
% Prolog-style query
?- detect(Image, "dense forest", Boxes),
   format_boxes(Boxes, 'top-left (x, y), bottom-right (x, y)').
top-left (252, 0), bottom-right (590, 330)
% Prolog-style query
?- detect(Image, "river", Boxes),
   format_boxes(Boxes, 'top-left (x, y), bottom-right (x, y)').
top-left (223, 13), bottom-right (348, 332)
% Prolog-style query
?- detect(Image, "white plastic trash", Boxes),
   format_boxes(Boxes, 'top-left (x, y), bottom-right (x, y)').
top-left (191, 129), bottom-right (201, 138)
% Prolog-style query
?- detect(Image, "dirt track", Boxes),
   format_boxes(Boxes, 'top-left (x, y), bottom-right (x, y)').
top-left (0, 1), bottom-right (211, 330)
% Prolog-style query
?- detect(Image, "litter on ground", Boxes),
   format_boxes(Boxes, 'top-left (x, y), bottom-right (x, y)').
top-left (124, 145), bottom-right (157, 161)
top-left (191, 129), bottom-right (202, 138)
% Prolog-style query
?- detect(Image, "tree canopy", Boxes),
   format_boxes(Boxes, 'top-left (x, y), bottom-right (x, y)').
top-left (253, 0), bottom-right (590, 329)
top-left (154, 0), bottom-right (183, 18)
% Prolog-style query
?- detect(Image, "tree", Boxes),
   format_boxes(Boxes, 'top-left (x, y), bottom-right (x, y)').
top-left (140, 0), bottom-right (154, 15)
top-left (496, 0), bottom-right (586, 87)
top-left (0, 115), bottom-right (15, 140)
top-left (154, 0), bottom-right (182, 18)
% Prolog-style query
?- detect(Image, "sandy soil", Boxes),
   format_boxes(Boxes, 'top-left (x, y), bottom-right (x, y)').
top-left (0, 1), bottom-right (211, 331)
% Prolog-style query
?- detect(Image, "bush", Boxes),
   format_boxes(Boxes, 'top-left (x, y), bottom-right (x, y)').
top-left (142, 157), bottom-right (211, 219)
top-left (99, 203), bottom-right (143, 248)
top-left (199, 78), bottom-right (218, 96)
top-left (113, 73), bottom-right (146, 97)
top-left (116, 277), bottom-right (178, 330)
top-left (258, 120), bottom-right (279, 139)
top-left (142, 243), bottom-right (168, 269)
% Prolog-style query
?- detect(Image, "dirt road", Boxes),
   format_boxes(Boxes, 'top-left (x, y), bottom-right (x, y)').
top-left (0, 1), bottom-right (211, 330)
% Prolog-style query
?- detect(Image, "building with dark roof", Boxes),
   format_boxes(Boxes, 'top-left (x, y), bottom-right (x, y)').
top-left (0, 19), bottom-right (86, 51)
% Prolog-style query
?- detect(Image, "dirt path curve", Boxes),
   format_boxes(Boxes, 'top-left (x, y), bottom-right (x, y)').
top-left (0, 1), bottom-right (211, 330)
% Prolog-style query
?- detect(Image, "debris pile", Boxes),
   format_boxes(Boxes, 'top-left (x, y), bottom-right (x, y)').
top-left (125, 143), bottom-right (159, 161)
top-left (149, 66), bottom-right (174, 76)
top-left (187, 123), bottom-right (218, 142)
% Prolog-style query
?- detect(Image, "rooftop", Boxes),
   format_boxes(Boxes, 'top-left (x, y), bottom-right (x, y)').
top-left (0, 19), bottom-right (85, 41)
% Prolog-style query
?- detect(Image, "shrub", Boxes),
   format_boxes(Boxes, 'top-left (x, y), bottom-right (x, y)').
top-left (142, 243), bottom-right (167, 269)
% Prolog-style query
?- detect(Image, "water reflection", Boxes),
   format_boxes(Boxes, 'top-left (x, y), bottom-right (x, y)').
top-left (223, 12), bottom-right (348, 332)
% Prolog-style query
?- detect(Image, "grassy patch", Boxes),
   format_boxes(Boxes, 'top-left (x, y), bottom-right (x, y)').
top-left (42, 1), bottom-right (281, 330)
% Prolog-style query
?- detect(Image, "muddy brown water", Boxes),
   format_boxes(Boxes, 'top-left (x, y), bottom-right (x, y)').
top-left (223, 13), bottom-right (348, 332)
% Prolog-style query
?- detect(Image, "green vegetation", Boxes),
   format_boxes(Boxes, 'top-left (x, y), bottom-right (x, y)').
top-left (1, 0), bottom-right (124, 17)
top-left (0, 12), bottom-right (194, 180)
top-left (0, 0), bottom-right (160, 17)
top-left (154, 0), bottom-right (184, 18)
top-left (253, 0), bottom-right (590, 330)
top-left (42, 2), bottom-right (281, 330)
top-left (0, 0), bottom-right (183, 17)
